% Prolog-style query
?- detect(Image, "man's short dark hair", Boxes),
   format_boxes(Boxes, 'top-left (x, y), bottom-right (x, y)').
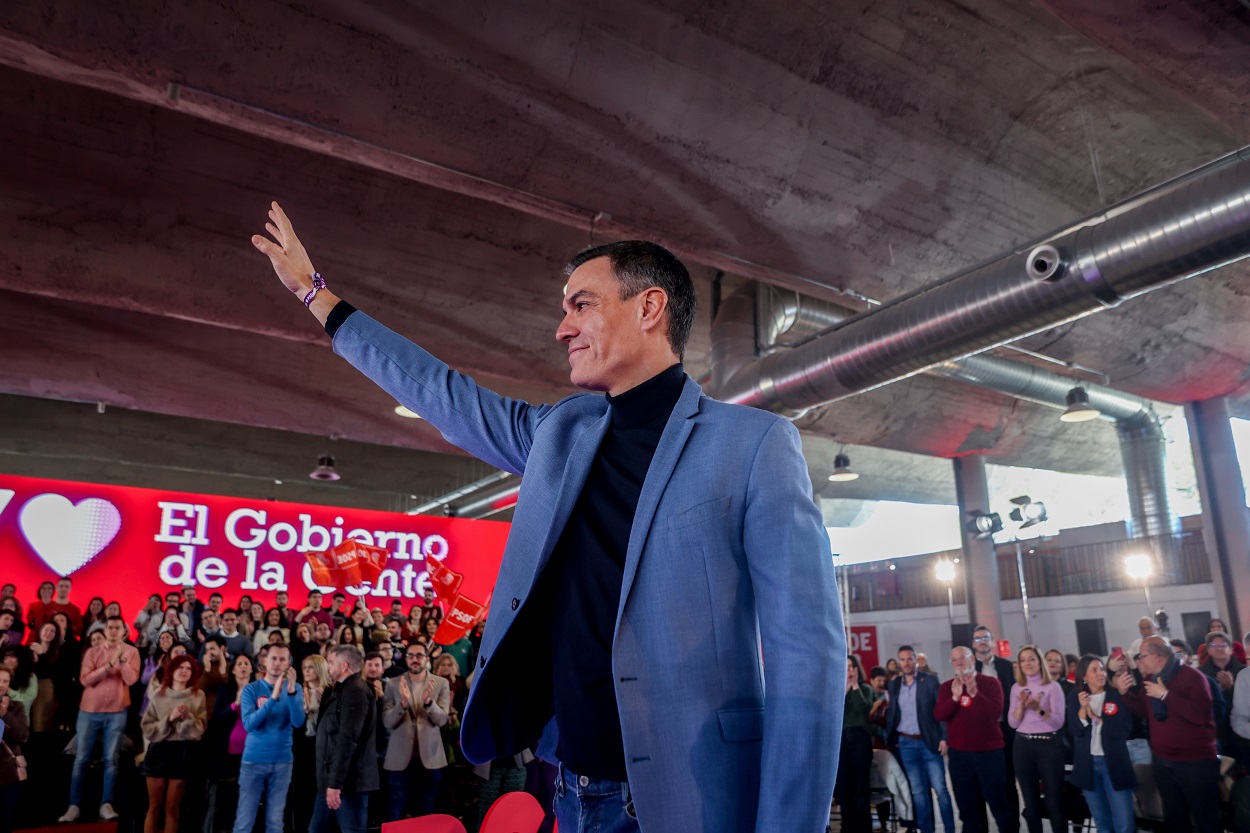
top-left (897, 645), bottom-right (915, 656)
top-left (267, 641), bottom-right (291, 654)
top-left (972, 624), bottom-right (991, 634)
top-left (210, 592), bottom-right (222, 600)
top-left (104, 615), bottom-right (125, 626)
top-left (869, 666), bottom-right (887, 679)
top-left (364, 651), bottom-right (382, 663)
top-left (202, 634), bottom-right (228, 649)
top-left (1205, 631), bottom-right (1232, 647)
top-left (564, 241), bottom-right (697, 358)
top-left (1169, 638), bottom-right (1192, 654)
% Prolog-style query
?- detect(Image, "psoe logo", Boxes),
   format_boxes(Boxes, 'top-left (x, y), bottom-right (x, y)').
top-left (18, 493), bottom-right (122, 577)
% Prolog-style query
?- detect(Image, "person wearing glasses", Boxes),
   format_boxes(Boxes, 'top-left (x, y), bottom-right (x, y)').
top-left (1198, 631), bottom-right (1244, 699)
top-left (1121, 636), bottom-right (1220, 833)
top-left (970, 625), bottom-right (1019, 833)
top-left (382, 644), bottom-right (451, 819)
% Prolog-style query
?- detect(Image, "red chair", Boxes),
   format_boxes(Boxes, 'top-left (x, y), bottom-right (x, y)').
top-left (480, 791), bottom-right (546, 833)
top-left (380, 814), bottom-right (466, 833)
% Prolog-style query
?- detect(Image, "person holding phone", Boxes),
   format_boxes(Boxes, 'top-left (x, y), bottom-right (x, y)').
top-left (1007, 645), bottom-right (1066, 833)
top-left (1067, 654), bottom-right (1136, 833)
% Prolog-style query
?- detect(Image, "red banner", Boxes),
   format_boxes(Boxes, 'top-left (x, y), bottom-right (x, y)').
top-left (0, 473), bottom-right (509, 622)
top-left (848, 625), bottom-right (880, 672)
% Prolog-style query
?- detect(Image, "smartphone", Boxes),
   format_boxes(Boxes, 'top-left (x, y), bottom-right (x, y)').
top-left (1110, 647), bottom-right (1124, 661)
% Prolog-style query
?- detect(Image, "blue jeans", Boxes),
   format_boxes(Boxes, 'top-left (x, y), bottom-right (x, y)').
top-left (1082, 756), bottom-right (1135, 833)
top-left (897, 736), bottom-right (955, 833)
top-left (553, 763), bottom-right (639, 833)
top-left (233, 760), bottom-right (294, 833)
top-left (310, 789), bottom-right (369, 833)
top-left (70, 710), bottom-right (127, 806)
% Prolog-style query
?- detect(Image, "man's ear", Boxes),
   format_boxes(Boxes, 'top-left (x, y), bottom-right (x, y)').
top-left (637, 287), bottom-right (669, 333)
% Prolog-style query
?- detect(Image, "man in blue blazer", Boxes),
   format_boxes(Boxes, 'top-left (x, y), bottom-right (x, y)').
top-left (887, 646), bottom-right (955, 833)
top-left (252, 204), bottom-right (845, 833)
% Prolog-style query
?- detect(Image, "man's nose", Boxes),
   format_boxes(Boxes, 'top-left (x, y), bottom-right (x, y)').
top-left (556, 313), bottom-right (576, 342)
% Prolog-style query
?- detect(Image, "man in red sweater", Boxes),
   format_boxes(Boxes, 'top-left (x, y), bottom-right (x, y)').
top-left (1121, 635), bottom-right (1220, 833)
top-left (934, 646), bottom-right (1012, 833)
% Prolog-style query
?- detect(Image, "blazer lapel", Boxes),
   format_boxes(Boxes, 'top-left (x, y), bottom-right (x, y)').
top-left (614, 377), bottom-right (702, 633)
top-left (527, 408), bottom-right (612, 588)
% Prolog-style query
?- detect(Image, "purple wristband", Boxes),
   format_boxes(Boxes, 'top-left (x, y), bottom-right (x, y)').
top-left (303, 272), bottom-right (327, 307)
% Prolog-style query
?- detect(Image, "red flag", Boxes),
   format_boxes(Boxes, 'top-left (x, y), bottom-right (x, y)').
top-left (303, 539), bottom-right (389, 589)
top-left (426, 557), bottom-right (464, 599)
top-left (434, 594), bottom-right (486, 645)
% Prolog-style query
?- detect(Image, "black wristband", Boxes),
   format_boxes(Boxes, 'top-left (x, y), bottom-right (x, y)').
top-left (325, 300), bottom-right (358, 338)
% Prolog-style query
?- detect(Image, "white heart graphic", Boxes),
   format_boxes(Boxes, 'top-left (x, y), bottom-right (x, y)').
top-left (18, 493), bottom-right (122, 576)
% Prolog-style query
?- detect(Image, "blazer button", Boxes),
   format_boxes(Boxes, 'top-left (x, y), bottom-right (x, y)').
top-left (511, 598), bottom-right (520, 610)
top-left (479, 656), bottom-right (486, 668)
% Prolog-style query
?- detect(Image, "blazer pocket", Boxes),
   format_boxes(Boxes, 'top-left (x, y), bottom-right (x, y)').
top-left (661, 496), bottom-right (732, 530)
top-left (718, 707), bottom-right (764, 743)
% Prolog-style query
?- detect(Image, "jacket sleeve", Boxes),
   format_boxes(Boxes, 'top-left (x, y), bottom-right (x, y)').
top-left (425, 677), bottom-right (450, 729)
top-left (1, 702), bottom-right (29, 745)
top-left (288, 683), bottom-right (306, 729)
top-left (332, 312), bottom-right (552, 475)
top-left (933, 682), bottom-right (957, 722)
top-left (382, 679), bottom-right (406, 731)
top-left (741, 419), bottom-right (845, 833)
top-left (327, 682), bottom-right (371, 790)
top-left (1066, 689), bottom-right (1089, 740)
top-left (1232, 668), bottom-right (1250, 740)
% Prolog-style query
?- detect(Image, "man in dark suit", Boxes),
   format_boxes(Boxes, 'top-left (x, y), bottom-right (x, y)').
top-left (312, 645), bottom-right (379, 833)
top-left (887, 645), bottom-right (954, 833)
top-left (972, 624), bottom-right (1019, 833)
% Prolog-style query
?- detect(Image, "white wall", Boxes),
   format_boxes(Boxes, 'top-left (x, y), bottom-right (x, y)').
top-left (846, 583), bottom-right (1220, 679)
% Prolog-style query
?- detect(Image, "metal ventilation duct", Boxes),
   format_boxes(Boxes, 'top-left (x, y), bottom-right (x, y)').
top-left (710, 146), bottom-right (1250, 412)
top-left (737, 284), bottom-right (1180, 539)
top-left (929, 355), bottom-right (1178, 538)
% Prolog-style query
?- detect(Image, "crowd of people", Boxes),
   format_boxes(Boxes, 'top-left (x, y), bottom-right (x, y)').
top-left (837, 616), bottom-right (1250, 833)
top-left (0, 578), bottom-right (546, 833)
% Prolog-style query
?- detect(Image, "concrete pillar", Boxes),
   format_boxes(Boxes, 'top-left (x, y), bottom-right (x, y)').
top-left (1186, 398), bottom-right (1250, 639)
top-left (953, 455), bottom-right (1004, 638)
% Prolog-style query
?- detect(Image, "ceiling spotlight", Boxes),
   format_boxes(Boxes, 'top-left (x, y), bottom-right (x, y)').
top-left (1060, 386), bottom-right (1100, 423)
top-left (964, 511), bottom-right (1003, 539)
top-left (828, 452), bottom-right (859, 482)
top-left (309, 452), bottom-right (340, 482)
top-left (1008, 495), bottom-right (1048, 528)
top-left (394, 405), bottom-right (423, 419)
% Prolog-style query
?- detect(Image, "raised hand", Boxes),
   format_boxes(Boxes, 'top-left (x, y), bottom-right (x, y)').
top-left (964, 675), bottom-right (978, 697)
top-left (399, 678), bottom-right (412, 709)
top-left (285, 667), bottom-right (298, 695)
top-left (951, 674), bottom-right (964, 700)
top-left (252, 202), bottom-right (318, 298)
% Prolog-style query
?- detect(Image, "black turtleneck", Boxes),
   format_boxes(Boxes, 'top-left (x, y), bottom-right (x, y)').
top-left (537, 362), bottom-right (686, 780)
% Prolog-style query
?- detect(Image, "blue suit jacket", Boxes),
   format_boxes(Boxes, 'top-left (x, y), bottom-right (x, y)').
top-left (334, 312), bottom-right (845, 833)
top-left (886, 672), bottom-right (946, 754)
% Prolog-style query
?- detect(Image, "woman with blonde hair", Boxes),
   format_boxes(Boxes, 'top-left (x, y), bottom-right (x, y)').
top-left (140, 654), bottom-right (207, 833)
top-left (1007, 644), bottom-right (1067, 833)
top-left (292, 654), bottom-right (330, 831)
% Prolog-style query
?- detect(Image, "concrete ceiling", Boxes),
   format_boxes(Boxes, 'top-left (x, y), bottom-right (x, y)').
top-left (2, 0), bottom-right (1249, 510)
